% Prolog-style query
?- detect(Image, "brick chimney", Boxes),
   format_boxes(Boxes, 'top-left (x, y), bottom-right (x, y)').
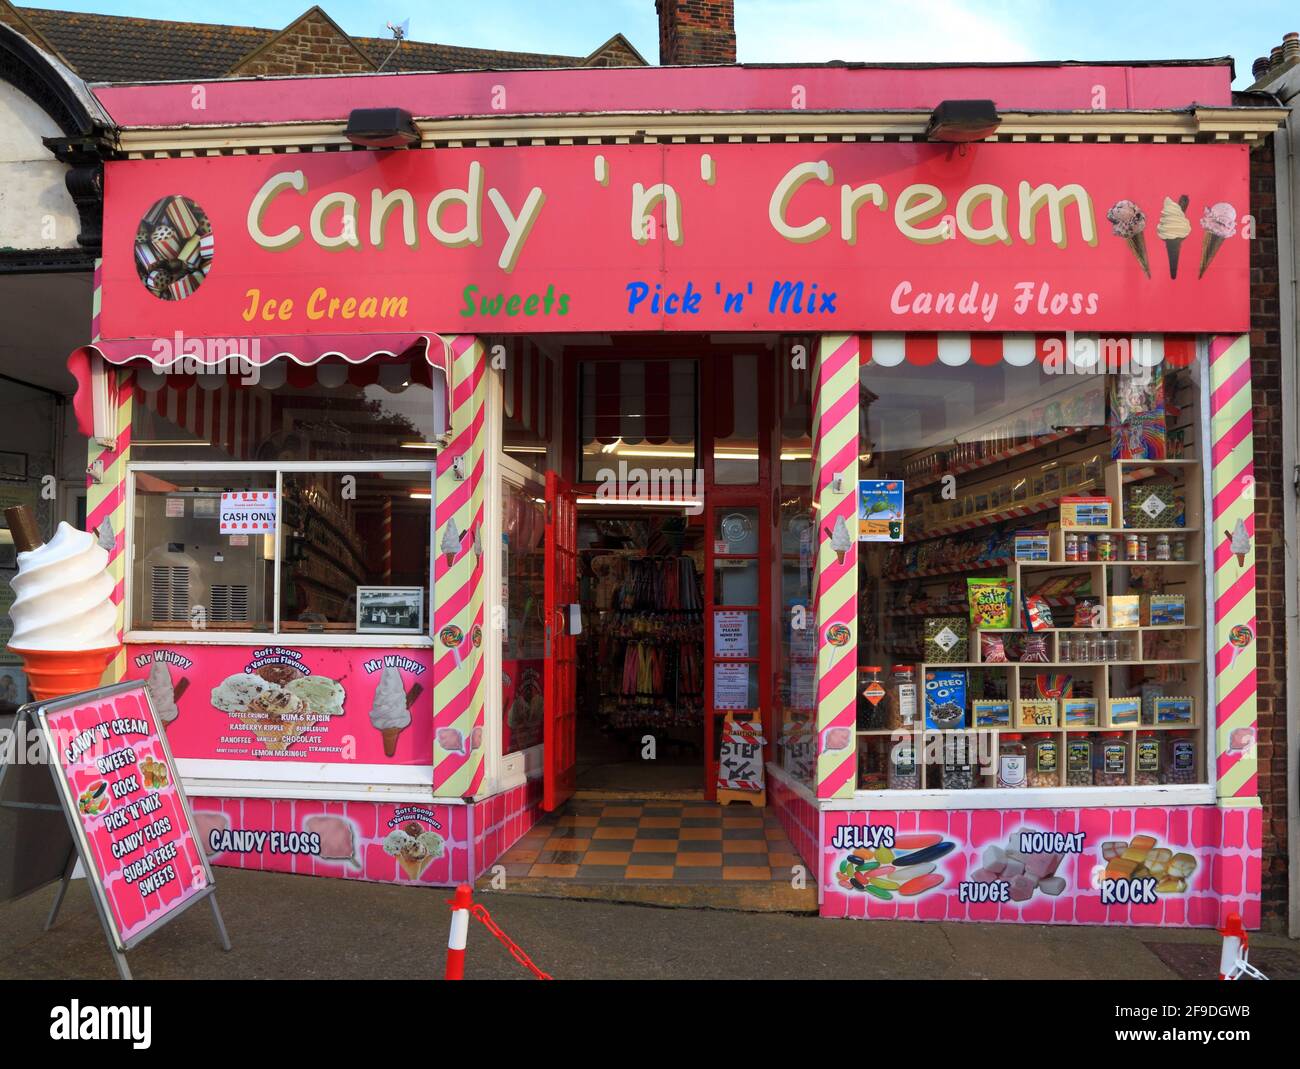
top-left (657, 0), bottom-right (736, 65)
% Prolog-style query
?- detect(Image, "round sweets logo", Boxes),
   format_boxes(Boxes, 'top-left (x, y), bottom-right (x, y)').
top-left (135, 194), bottom-right (214, 301)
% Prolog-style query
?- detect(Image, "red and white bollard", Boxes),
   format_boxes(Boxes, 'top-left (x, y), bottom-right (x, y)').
top-left (445, 884), bottom-right (473, 980)
top-left (1218, 912), bottom-right (1267, 980)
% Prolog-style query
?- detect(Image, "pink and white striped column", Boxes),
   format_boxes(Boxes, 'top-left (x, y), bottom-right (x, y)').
top-left (812, 334), bottom-right (861, 799)
top-left (432, 336), bottom-right (488, 797)
top-left (83, 261), bottom-right (133, 686)
top-left (1207, 334), bottom-right (1258, 806)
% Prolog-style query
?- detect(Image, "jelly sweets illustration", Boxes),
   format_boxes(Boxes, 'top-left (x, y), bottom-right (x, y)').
top-left (134, 194), bottom-right (214, 301)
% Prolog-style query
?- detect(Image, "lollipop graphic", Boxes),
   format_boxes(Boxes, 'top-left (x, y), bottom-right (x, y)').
top-left (439, 624), bottom-right (465, 667)
top-left (1227, 623), bottom-right (1253, 668)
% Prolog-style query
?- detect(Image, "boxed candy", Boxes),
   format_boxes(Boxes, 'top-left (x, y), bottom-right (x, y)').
top-left (973, 699), bottom-right (1010, 728)
top-left (924, 669), bottom-right (967, 729)
top-left (1016, 698), bottom-right (1057, 728)
top-left (1126, 482), bottom-right (1179, 529)
top-left (924, 616), bottom-right (968, 662)
top-left (1146, 594), bottom-right (1185, 627)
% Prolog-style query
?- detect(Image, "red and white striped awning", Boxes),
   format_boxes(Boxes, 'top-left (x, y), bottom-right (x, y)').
top-left (66, 333), bottom-right (449, 441)
top-left (499, 337), bottom-right (554, 440)
top-left (862, 333), bottom-right (1197, 369)
top-left (585, 358), bottom-right (696, 445)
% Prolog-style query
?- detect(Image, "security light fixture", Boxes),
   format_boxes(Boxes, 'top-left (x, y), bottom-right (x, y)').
top-left (926, 99), bottom-right (1001, 143)
top-left (344, 108), bottom-right (419, 149)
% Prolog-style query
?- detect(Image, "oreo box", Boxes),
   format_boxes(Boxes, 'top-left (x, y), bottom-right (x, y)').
top-left (924, 668), bottom-right (968, 730)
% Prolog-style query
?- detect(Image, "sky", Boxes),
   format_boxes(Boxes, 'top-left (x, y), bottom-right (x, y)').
top-left (24, 0), bottom-right (1298, 86)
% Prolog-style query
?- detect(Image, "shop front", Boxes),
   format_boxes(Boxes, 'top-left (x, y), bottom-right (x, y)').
top-left (71, 59), bottom-right (1275, 922)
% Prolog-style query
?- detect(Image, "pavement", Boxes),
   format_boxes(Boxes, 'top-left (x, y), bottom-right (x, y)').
top-left (2, 867), bottom-right (1297, 980)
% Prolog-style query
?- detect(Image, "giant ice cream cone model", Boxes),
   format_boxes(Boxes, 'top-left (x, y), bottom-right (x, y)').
top-left (4, 505), bottom-right (120, 700)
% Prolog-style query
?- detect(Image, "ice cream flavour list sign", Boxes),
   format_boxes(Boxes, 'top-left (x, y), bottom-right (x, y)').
top-left (38, 682), bottom-right (211, 946)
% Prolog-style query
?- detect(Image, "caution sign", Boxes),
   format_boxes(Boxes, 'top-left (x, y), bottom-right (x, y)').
top-left (717, 712), bottom-right (766, 806)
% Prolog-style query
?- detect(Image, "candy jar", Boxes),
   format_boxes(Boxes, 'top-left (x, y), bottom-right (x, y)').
top-left (1163, 731), bottom-right (1198, 784)
top-left (1065, 735), bottom-right (1093, 786)
top-left (997, 733), bottom-right (1028, 788)
top-left (887, 737), bottom-right (920, 790)
top-left (1094, 731), bottom-right (1129, 786)
top-left (1026, 733), bottom-right (1060, 787)
top-left (1134, 731), bottom-right (1161, 785)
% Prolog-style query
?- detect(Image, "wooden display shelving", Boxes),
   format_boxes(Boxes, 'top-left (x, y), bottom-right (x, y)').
top-left (860, 442), bottom-right (1206, 793)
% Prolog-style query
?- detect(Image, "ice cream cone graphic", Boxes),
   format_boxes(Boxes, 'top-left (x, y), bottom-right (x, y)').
top-left (380, 727), bottom-right (403, 757)
top-left (1156, 195), bottom-right (1191, 279)
top-left (1198, 202), bottom-right (1238, 279)
top-left (440, 518), bottom-right (461, 568)
top-left (370, 667), bottom-right (418, 756)
top-left (1106, 200), bottom-right (1150, 278)
top-left (383, 822), bottom-right (444, 880)
top-left (1226, 519), bottom-right (1250, 566)
top-left (4, 505), bottom-right (120, 700)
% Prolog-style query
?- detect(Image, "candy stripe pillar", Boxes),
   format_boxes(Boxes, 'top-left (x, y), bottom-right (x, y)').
top-left (812, 334), bottom-right (861, 799)
top-left (432, 336), bottom-right (488, 796)
top-left (83, 262), bottom-right (133, 685)
top-left (1207, 334), bottom-right (1259, 805)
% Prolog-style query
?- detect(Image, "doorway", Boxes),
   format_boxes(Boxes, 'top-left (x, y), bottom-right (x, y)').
top-left (572, 508), bottom-right (706, 793)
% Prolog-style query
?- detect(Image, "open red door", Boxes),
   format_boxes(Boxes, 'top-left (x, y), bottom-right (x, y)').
top-left (543, 470), bottom-right (578, 811)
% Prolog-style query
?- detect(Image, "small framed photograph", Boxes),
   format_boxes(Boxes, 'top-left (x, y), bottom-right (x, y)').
top-left (357, 586), bottom-right (425, 633)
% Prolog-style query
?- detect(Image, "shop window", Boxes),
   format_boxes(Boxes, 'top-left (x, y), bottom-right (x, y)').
top-left (712, 353), bottom-right (760, 484)
top-left (279, 473), bottom-right (431, 634)
top-left (853, 351), bottom-right (1207, 799)
top-left (129, 355), bottom-right (443, 464)
top-left (499, 478), bottom-right (547, 754)
top-left (130, 472), bottom-right (276, 632)
top-left (128, 465), bottom-right (432, 637)
top-left (578, 359), bottom-right (697, 485)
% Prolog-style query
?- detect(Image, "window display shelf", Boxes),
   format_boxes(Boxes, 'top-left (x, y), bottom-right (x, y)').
top-left (904, 430), bottom-right (1076, 491)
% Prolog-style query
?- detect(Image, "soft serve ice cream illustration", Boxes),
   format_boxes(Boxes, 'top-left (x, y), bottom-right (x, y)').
top-left (4, 505), bottom-right (120, 699)
top-left (369, 665), bottom-right (419, 756)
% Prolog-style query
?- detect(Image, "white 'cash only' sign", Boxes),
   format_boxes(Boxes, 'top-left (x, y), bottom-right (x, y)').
top-left (219, 491), bottom-right (277, 533)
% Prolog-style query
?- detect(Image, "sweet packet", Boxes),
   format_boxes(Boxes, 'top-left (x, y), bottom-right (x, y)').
top-left (967, 577), bottom-right (1013, 629)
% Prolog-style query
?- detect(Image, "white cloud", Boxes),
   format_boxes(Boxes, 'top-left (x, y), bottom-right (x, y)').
top-left (736, 0), bottom-right (1043, 64)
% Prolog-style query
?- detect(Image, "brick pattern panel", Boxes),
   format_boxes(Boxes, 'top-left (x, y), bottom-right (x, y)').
top-left (769, 771), bottom-right (819, 873)
top-left (472, 778), bottom-right (544, 879)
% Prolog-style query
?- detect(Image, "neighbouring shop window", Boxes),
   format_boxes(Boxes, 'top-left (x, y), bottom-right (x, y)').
top-left (129, 466), bottom-right (432, 636)
top-left (578, 359), bottom-right (697, 485)
top-left (500, 478), bottom-right (546, 754)
top-left (852, 349), bottom-right (1207, 798)
top-left (129, 355), bottom-right (443, 464)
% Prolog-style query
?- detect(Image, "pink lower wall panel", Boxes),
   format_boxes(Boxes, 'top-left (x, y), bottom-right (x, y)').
top-left (192, 778), bottom-right (543, 889)
top-left (769, 773), bottom-right (818, 873)
top-left (822, 805), bottom-right (1261, 927)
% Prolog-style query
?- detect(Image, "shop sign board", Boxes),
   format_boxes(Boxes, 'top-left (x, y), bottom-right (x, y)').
top-left (101, 142), bottom-right (1249, 339)
top-left (822, 806), bottom-right (1258, 927)
top-left (15, 680), bottom-right (229, 977)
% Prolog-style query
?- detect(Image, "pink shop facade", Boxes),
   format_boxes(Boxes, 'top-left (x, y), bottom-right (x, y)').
top-left (67, 59), bottom-right (1277, 924)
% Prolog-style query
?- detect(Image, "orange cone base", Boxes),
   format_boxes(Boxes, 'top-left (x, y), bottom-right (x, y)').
top-left (9, 645), bottom-right (121, 701)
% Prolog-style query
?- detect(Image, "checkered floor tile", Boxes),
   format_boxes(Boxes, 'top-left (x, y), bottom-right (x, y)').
top-left (494, 799), bottom-right (802, 883)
